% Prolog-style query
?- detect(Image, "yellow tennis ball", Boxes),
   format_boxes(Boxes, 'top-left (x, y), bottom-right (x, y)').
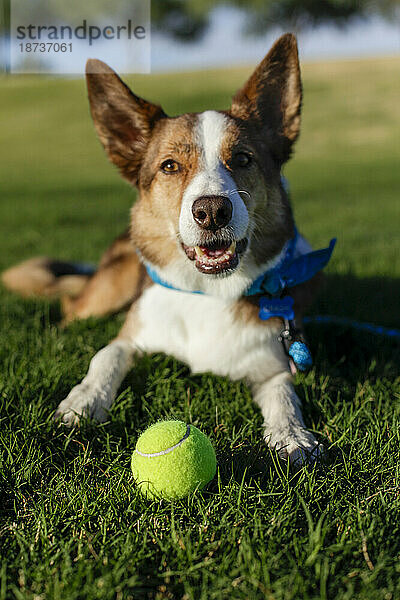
top-left (131, 420), bottom-right (216, 500)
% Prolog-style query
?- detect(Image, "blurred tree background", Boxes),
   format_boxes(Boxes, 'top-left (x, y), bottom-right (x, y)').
top-left (2, 0), bottom-right (400, 42)
top-left (151, 0), bottom-right (400, 41)
top-left (1, 0), bottom-right (399, 71)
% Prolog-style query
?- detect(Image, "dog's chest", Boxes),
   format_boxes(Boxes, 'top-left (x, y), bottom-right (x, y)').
top-left (134, 286), bottom-right (288, 383)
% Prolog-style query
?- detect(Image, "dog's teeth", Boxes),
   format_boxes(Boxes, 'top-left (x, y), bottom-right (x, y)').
top-left (194, 246), bottom-right (205, 258)
top-left (194, 242), bottom-right (236, 264)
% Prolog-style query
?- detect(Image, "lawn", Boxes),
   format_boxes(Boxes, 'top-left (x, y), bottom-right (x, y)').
top-left (0, 56), bottom-right (399, 599)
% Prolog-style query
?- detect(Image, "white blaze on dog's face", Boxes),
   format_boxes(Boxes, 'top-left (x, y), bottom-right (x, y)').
top-left (178, 111), bottom-right (249, 260)
top-left (86, 34), bottom-right (302, 298)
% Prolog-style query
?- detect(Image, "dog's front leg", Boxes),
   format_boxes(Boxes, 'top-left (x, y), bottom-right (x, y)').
top-left (54, 339), bottom-right (135, 426)
top-left (253, 371), bottom-right (321, 465)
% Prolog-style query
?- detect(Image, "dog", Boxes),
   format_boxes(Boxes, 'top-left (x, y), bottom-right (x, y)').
top-left (2, 34), bottom-right (336, 464)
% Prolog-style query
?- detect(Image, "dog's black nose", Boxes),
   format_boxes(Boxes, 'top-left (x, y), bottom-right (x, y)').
top-left (192, 195), bottom-right (233, 231)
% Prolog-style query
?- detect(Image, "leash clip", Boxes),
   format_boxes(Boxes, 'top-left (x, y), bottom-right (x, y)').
top-left (279, 318), bottom-right (313, 374)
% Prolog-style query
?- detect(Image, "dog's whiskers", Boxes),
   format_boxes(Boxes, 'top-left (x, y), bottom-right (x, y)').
top-left (227, 189), bottom-right (252, 201)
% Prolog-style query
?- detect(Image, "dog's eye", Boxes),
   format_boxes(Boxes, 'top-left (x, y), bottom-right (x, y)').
top-left (233, 152), bottom-right (252, 168)
top-left (160, 159), bottom-right (180, 173)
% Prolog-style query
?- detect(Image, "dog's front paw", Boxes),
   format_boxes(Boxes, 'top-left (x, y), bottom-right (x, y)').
top-left (54, 382), bottom-right (112, 426)
top-left (266, 428), bottom-right (323, 466)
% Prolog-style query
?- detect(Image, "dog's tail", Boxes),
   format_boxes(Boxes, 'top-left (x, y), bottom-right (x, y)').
top-left (1, 231), bottom-right (147, 324)
top-left (1, 257), bottom-right (96, 300)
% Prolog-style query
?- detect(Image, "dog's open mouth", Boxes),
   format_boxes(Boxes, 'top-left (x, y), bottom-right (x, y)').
top-left (182, 238), bottom-right (248, 274)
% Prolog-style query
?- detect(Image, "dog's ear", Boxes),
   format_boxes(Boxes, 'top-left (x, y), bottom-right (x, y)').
top-left (86, 59), bottom-right (167, 185)
top-left (230, 33), bottom-right (302, 165)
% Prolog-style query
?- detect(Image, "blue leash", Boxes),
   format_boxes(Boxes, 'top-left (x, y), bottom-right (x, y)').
top-left (303, 315), bottom-right (400, 340)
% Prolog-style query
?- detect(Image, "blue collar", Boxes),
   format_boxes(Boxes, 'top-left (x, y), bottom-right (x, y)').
top-left (145, 230), bottom-right (336, 300)
top-left (246, 232), bottom-right (336, 297)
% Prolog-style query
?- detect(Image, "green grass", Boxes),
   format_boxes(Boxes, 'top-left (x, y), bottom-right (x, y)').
top-left (0, 57), bottom-right (400, 599)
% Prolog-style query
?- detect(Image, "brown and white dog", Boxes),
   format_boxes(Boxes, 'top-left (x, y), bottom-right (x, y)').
top-left (3, 34), bottom-right (324, 464)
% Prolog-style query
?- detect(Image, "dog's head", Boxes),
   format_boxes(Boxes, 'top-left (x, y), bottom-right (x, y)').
top-left (86, 33), bottom-right (302, 298)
